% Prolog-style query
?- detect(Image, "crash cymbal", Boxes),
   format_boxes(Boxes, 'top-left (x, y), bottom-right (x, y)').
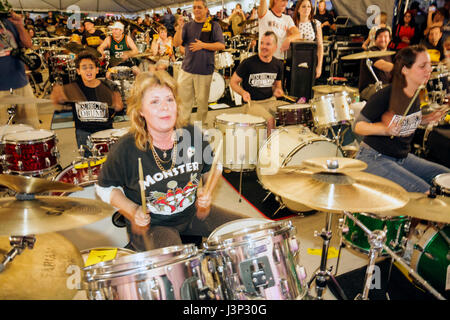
top-left (0, 94), bottom-right (52, 105)
top-left (238, 19), bottom-right (257, 27)
top-left (64, 42), bottom-right (85, 54)
top-left (341, 50), bottom-right (396, 60)
top-left (258, 168), bottom-right (409, 213)
top-left (240, 32), bottom-right (258, 39)
top-left (0, 174), bottom-right (82, 194)
top-left (0, 196), bottom-right (116, 235)
top-left (108, 56), bottom-right (123, 67)
top-left (381, 192), bottom-right (450, 223)
top-left (293, 157), bottom-right (368, 174)
top-left (0, 233), bottom-right (83, 300)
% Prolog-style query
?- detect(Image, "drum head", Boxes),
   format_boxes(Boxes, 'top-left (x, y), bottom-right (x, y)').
top-left (208, 218), bottom-right (271, 240)
top-left (208, 72), bottom-right (225, 103)
top-left (111, 127), bottom-right (130, 139)
top-left (3, 129), bottom-right (54, 142)
top-left (434, 173), bottom-right (450, 189)
top-left (216, 113), bottom-right (266, 125)
top-left (0, 124), bottom-right (34, 138)
top-left (90, 129), bottom-right (116, 140)
top-left (277, 103), bottom-right (311, 110)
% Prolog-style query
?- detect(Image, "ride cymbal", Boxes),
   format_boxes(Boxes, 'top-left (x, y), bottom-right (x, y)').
top-left (341, 50), bottom-right (396, 60)
top-left (258, 168), bottom-right (409, 213)
top-left (0, 233), bottom-right (83, 300)
top-left (0, 196), bottom-right (116, 235)
top-left (294, 157), bottom-right (368, 174)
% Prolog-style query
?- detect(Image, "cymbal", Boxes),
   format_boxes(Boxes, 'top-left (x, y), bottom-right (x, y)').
top-left (294, 157), bottom-right (367, 174)
top-left (0, 94), bottom-right (52, 105)
top-left (380, 192), bottom-right (450, 223)
top-left (240, 32), bottom-right (258, 39)
top-left (64, 42), bottom-right (85, 54)
top-left (0, 233), bottom-right (83, 300)
top-left (238, 19), bottom-right (257, 27)
top-left (40, 46), bottom-right (66, 51)
top-left (0, 196), bottom-right (116, 235)
top-left (0, 174), bottom-right (82, 194)
top-left (258, 168), bottom-right (409, 213)
top-left (313, 85), bottom-right (359, 94)
top-left (216, 19), bottom-right (229, 29)
top-left (108, 56), bottom-right (123, 67)
top-left (341, 50), bottom-right (396, 60)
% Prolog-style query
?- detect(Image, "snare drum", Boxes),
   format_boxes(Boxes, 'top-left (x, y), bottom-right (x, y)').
top-left (432, 173), bottom-right (450, 196)
top-left (209, 71), bottom-right (225, 103)
top-left (203, 218), bottom-right (307, 300)
top-left (342, 212), bottom-right (410, 255)
top-left (214, 113), bottom-right (267, 171)
top-left (82, 244), bottom-right (210, 300)
top-left (257, 126), bottom-right (342, 212)
top-left (409, 224), bottom-right (450, 294)
top-left (109, 66), bottom-right (134, 81)
top-left (2, 129), bottom-right (59, 175)
top-left (276, 104), bottom-right (313, 127)
top-left (54, 158), bottom-right (129, 250)
top-left (215, 51), bottom-right (234, 69)
top-left (90, 128), bottom-right (127, 155)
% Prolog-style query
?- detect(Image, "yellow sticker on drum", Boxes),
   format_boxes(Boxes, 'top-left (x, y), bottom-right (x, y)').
top-left (85, 248), bottom-right (118, 267)
top-left (74, 157), bottom-right (107, 169)
top-left (307, 247), bottom-right (339, 259)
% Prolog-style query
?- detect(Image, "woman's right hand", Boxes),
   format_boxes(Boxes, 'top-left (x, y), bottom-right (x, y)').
top-left (131, 205), bottom-right (150, 235)
top-left (381, 110), bottom-right (402, 136)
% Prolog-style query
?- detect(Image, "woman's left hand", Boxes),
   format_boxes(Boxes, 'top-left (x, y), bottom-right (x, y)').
top-left (195, 187), bottom-right (212, 220)
top-left (421, 107), bottom-right (449, 124)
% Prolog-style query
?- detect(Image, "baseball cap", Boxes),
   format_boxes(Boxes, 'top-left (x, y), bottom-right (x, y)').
top-left (110, 21), bottom-right (124, 30)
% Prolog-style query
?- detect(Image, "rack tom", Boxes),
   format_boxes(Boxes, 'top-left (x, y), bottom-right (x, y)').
top-left (276, 103), bottom-right (313, 127)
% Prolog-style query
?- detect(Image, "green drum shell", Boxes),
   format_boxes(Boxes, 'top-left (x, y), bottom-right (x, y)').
top-left (411, 226), bottom-right (450, 293)
top-left (343, 212), bottom-right (409, 255)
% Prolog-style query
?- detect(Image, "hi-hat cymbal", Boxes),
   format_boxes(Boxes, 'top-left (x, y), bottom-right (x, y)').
top-left (313, 85), bottom-right (359, 94)
top-left (341, 50), bottom-right (396, 60)
top-left (0, 174), bottom-right (82, 194)
top-left (380, 193), bottom-right (450, 223)
top-left (0, 196), bottom-right (116, 235)
top-left (0, 94), bottom-right (52, 105)
top-left (40, 46), bottom-right (66, 51)
top-left (258, 168), bottom-right (409, 213)
top-left (0, 233), bottom-right (83, 300)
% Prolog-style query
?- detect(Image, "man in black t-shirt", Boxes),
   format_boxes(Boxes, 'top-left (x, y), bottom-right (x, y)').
top-left (82, 19), bottom-right (105, 49)
top-left (358, 28), bottom-right (394, 101)
top-left (230, 31), bottom-right (284, 133)
top-left (51, 51), bottom-right (123, 156)
top-left (314, 0), bottom-right (336, 36)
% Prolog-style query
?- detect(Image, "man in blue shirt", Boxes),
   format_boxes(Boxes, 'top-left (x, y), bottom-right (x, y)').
top-left (173, 0), bottom-right (225, 125)
top-left (0, 6), bottom-right (40, 127)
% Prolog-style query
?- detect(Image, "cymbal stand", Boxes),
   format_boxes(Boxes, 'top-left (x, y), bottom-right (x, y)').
top-left (307, 212), bottom-right (348, 300)
top-left (365, 59), bottom-right (384, 92)
top-left (0, 235), bottom-right (36, 273)
top-left (342, 211), bottom-right (446, 300)
top-left (333, 215), bottom-right (348, 276)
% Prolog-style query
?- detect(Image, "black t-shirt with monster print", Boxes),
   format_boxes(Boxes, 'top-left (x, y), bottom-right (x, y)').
top-left (98, 124), bottom-right (213, 227)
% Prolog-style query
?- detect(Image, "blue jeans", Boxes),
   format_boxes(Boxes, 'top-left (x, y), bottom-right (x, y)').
top-left (356, 143), bottom-right (450, 193)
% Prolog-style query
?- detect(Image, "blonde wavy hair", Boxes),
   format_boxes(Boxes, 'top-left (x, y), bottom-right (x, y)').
top-left (126, 71), bottom-right (188, 151)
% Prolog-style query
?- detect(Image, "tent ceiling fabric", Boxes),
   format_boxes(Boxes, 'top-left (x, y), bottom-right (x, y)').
top-left (330, 0), bottom-right (395, 26)
top-left (9, 0), bottom-right (183, 12)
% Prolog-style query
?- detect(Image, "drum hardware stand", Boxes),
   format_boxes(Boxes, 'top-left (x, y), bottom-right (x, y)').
top-left (307, 212), bottom-right (348, 300)
top-left (333, 215), bottom-right (348, 276)
top-left (0, 235), bottom-right (36, 273)
top-left (342, 211), bottom-right (446, 300)
top-left (365, 59), bottom-right (384, 93)
top-left (237, 154), bottom-right (245, 203)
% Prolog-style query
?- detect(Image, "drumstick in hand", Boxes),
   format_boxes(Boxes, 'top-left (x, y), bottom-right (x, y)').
top-left (138, 158), bottom-right (147, 215)
top-left (204, 139), bottom-right (223, 194)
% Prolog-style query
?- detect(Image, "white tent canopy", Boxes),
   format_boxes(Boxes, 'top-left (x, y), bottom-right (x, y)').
top-left (8, 0), bottom-right (189, 13)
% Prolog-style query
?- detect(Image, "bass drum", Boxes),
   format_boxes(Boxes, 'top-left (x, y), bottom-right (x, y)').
top-left (54, 159), bottom-right (129, 250)
top-left (257, 126), bottom-right (342, 212)
top-left (208, 71), bottom-right (225, 103)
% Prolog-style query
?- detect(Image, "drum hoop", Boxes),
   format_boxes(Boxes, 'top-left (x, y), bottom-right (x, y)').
top-left (83, 244), bottom-right (199, 276)
top-left (354, 211), bottom-right (408, 222)
top-left (3, 131), bottom-right (55, 144)
top-left (205, 220), bottom-right (294, 250)
top-left (433, 173), bottom-right (450, 193)
top-left (281, 137), bottom-right (343, 167)
top-left (410, 226), bottom-right (441, 272)
top-left (6, 164), bottom-right (59, 176)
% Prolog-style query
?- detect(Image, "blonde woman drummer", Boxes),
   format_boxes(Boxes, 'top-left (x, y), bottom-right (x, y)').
top-left (96, 71), bottom-right (245, 251)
